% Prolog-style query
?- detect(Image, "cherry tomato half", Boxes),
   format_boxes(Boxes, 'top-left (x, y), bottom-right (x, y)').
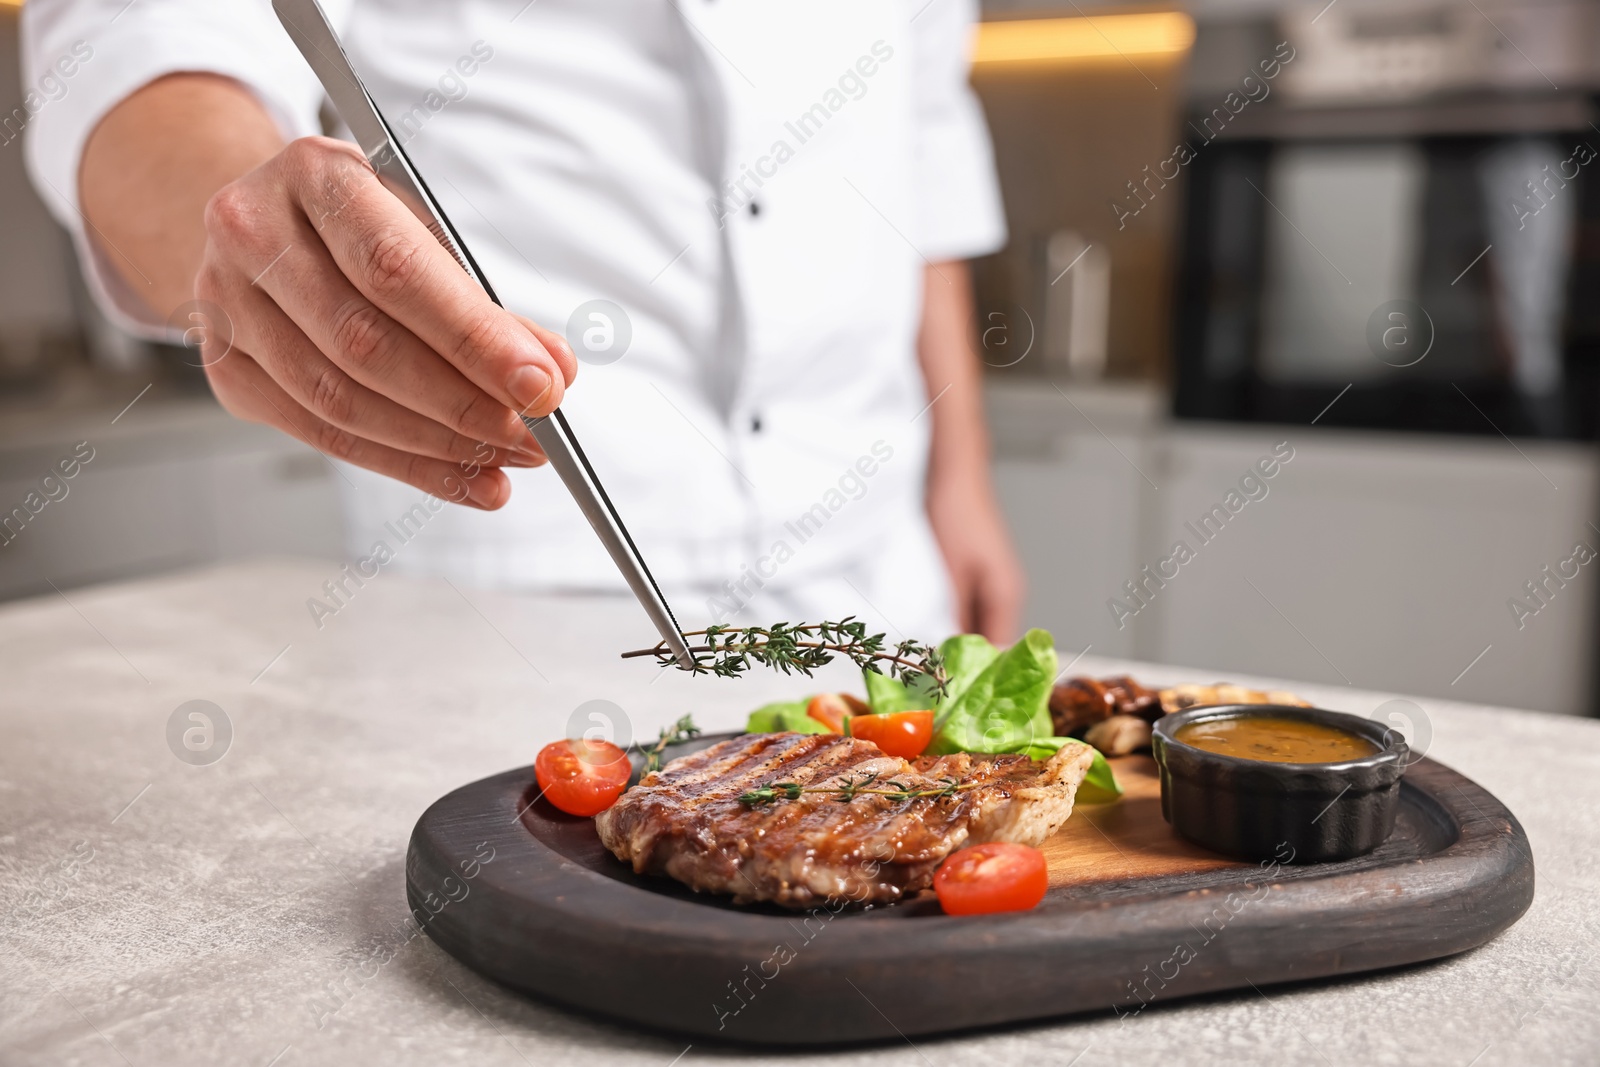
top-left (847, 709), bottom-right (934, 759)
top-left (934, 842), bottom-right (1049, 916)
top-left (806, 693), bottom-right (855, 733)
top-left (535, 739), bottom-right (631, 817)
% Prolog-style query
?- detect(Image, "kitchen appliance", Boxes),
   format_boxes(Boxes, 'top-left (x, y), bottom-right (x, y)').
top-left (1172, 1), bottom-right (1600, 439)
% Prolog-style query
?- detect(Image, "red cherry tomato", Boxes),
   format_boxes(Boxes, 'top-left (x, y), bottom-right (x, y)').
top-left (806, 693), bottom-right (854, 733)
top-left (934, 842), bottom-right (1050, 916)
top-left (535, 739), bottom-right (631, 817)
top-left (847, 709), bottom-right (934, 759)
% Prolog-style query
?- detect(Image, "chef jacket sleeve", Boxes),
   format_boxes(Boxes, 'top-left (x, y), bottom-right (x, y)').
top-left (908, 0), bottom-right (1007, 262)
top-left (19, 0), bottom-right (346, 335)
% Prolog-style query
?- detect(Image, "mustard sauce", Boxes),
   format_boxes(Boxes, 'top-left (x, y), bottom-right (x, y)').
top-left (1174, 715), bottom-right (1379, 764)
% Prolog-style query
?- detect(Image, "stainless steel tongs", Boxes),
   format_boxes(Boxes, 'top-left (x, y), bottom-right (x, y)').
top-left (272, 0), bottom-right (695, 668)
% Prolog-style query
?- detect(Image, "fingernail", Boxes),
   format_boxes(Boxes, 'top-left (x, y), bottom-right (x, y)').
top-left (508, 449), bottom-right (543, 467)
top-left (465, 474), bottom-right (503, 508)
top-left (506, 365), bottom-right (553, 414)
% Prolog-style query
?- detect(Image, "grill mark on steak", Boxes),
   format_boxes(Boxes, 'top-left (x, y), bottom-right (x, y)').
top-left (594, 732), bottom-right (1096, 909)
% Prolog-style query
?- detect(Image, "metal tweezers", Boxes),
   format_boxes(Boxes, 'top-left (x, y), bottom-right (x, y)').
top-left (272, 0), bottom-right (695, 668)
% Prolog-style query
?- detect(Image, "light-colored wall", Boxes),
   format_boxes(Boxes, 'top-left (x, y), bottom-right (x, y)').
top-left (990, 378), bottom-right (1599, 715)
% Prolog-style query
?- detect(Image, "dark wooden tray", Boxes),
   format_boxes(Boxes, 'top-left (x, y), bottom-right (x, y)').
top-left (406, 734), bottom-right (1533, 1044)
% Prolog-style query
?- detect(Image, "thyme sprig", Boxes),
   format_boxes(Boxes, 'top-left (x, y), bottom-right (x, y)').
top-left (638, 714), bottom-right (701, 774)
top-left (622, 618), bottom-right (946, 697)
top-left (738, 771), bottom-right (974, 808)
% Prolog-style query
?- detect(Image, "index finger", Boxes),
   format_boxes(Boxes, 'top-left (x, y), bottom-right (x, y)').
top-left (286, 144), bottom-right (574, 417)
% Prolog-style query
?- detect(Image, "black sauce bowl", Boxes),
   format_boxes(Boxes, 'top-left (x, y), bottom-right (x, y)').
top-left (1151, 704), bottom-right (1408, 863)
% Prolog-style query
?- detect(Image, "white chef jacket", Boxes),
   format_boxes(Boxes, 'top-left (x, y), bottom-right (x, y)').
top-left (23, 0), bottom-right (1006, 639)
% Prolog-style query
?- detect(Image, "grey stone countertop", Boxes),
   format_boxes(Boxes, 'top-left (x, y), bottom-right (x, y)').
top-left (2, 560), bottom-right (1597, 1066)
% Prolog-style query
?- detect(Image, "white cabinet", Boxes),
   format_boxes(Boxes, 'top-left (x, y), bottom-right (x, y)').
top-left (0, 396), bottom-right (343, 600)
top-left (989, 379), bottom-right (1599, 715)
top-left (6, 382), bottom-right (1595, 714)
top-left (987, 379), bottom-right (1160, 662)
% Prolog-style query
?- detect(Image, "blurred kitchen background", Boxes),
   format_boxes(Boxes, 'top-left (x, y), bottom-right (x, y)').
top-left (3, 0), bottom-right (1597, 716)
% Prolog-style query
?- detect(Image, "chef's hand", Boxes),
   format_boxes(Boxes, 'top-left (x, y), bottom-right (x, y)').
top-left (192, 135), bottom-right (577, 508)
top-left (917, 261), bottom-right (1025, 643)
top-left (928, 468), bottom-right (1025, 643)
top-left (82, 75), bottom-right (576, 509)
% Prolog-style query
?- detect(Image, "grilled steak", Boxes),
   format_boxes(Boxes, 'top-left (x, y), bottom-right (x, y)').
top-left (594, 732), bottom-right (1095, 908)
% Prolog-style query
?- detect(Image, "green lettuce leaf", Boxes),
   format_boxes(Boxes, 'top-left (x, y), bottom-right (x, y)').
top-left (862, 670), bottom-right (916, 714)
top-left (929, 628), bottom-right (1057, 755)
top-left (994, 736), bottom-right (1123, 804)
top-left (744, 700), bottom-right (830, 735)
top-left (1077, 751), bottom-right (1123, 804)
top-left (862, 633), bottom-right (996, 715)
top-left (744, 628), bottom-right (1122, 804)
top-left (936, 633), bottom-right (1000, 709)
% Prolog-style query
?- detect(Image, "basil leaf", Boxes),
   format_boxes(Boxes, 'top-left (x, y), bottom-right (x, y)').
top-left (744, 700), bottom-right (830, 735)
top-left (929, 628), bottom-right (1057, 755)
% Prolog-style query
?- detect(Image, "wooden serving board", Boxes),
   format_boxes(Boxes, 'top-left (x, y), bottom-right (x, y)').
top-left (406, 736), bottom-right (1532, 1045)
